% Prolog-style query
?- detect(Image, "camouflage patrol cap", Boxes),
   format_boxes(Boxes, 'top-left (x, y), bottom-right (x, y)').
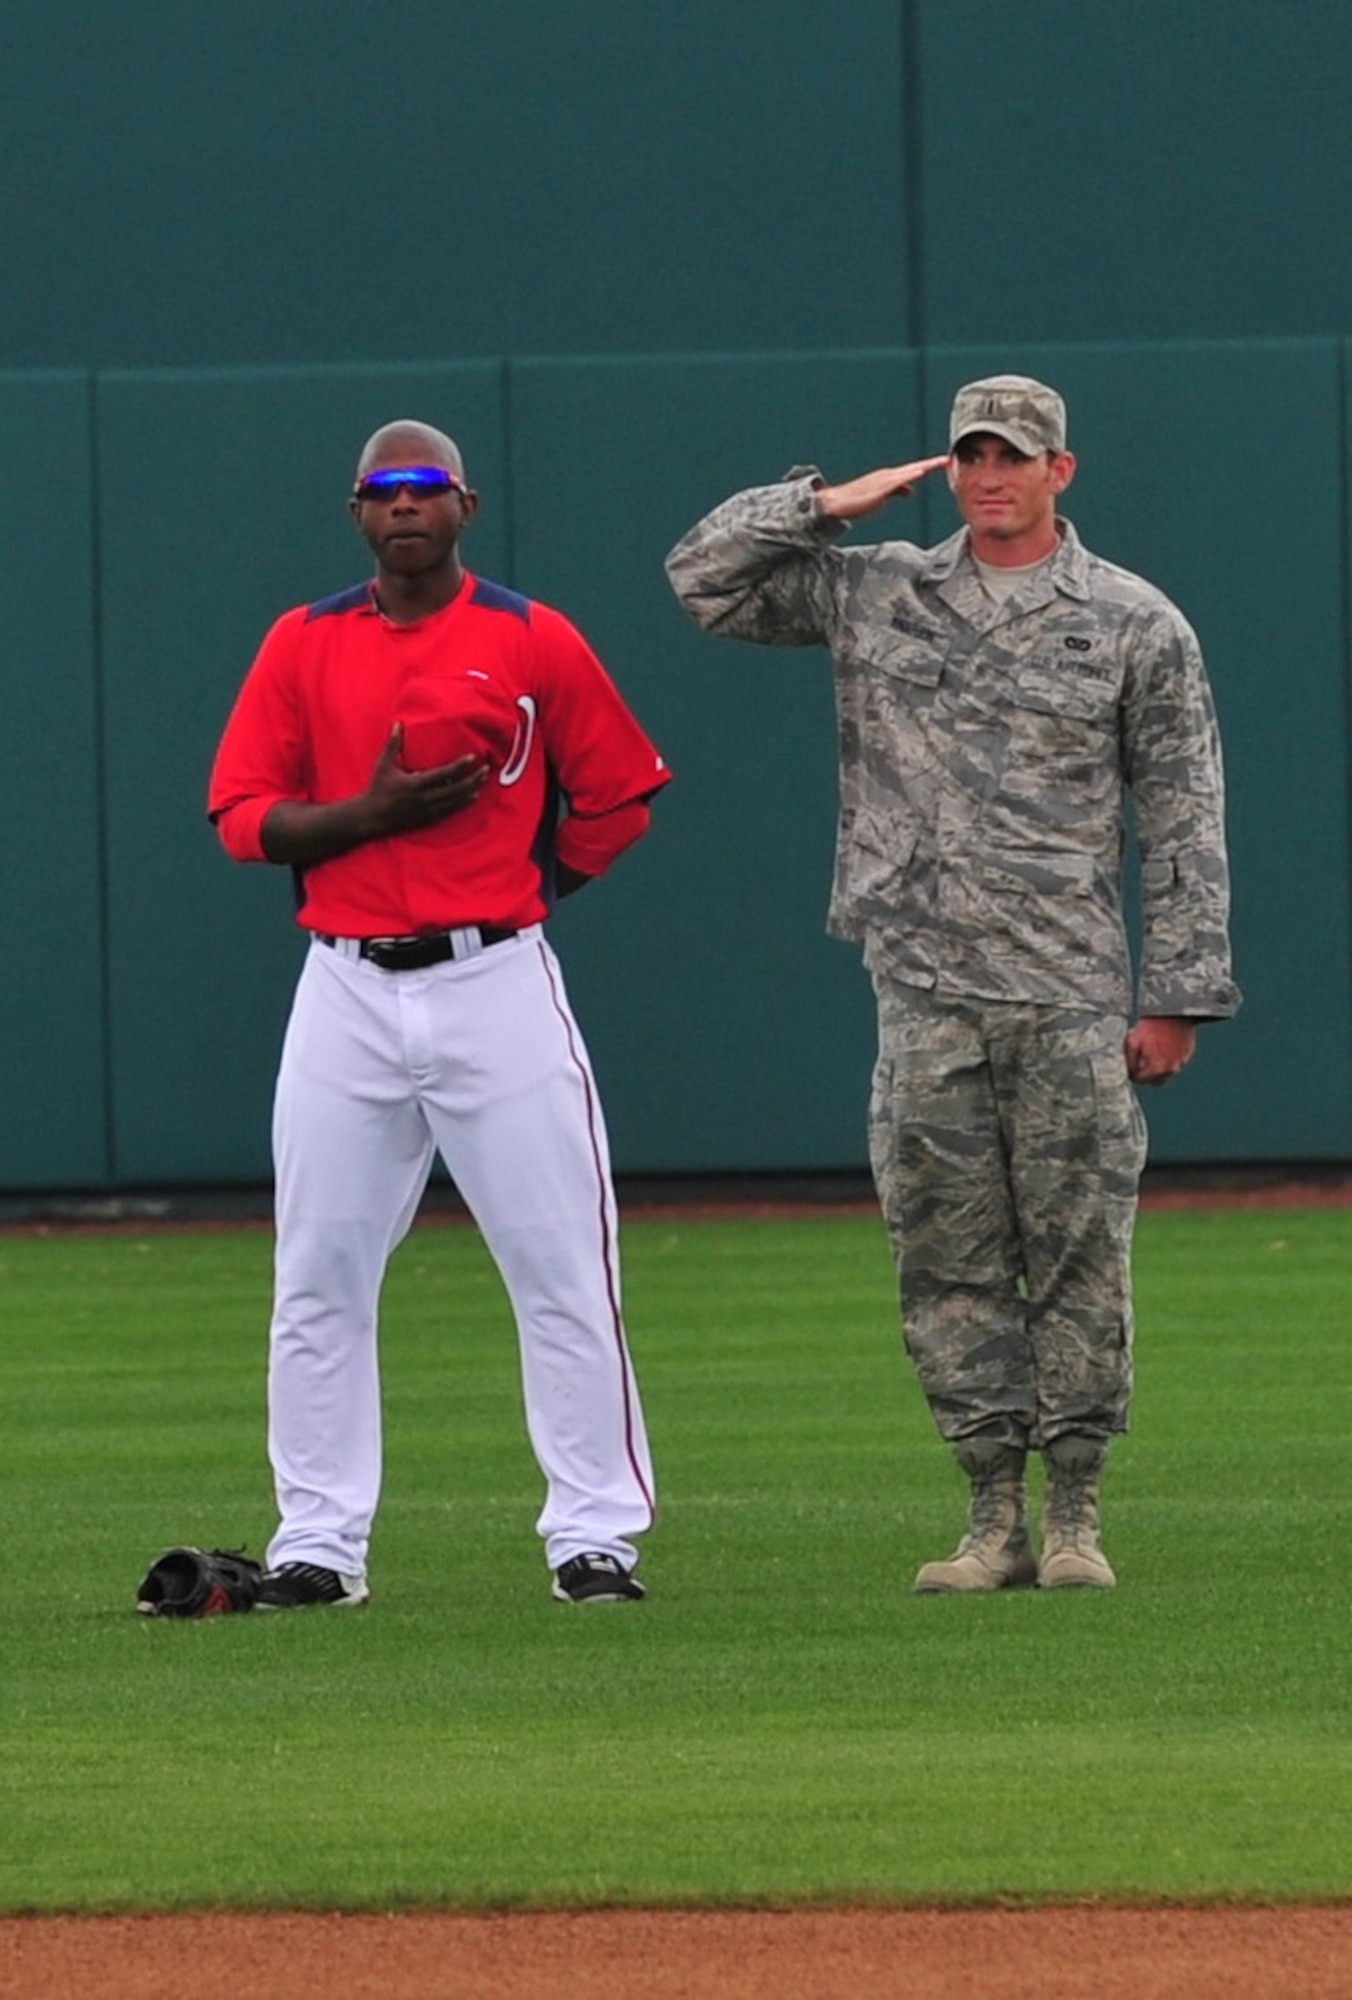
top-left (949, 375), bottom-right (1067, 456)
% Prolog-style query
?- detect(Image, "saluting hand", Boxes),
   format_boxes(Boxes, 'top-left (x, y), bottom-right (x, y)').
top-left (815, 455), bottom-right (951, 523)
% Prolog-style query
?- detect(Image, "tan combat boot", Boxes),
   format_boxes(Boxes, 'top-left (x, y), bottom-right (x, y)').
top-left (913, 1438), bottom-right (1039, 1593)
top-left (1038, 1434), bottom-right (1116, 1589)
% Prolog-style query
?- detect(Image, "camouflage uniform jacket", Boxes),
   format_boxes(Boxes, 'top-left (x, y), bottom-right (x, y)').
top-left (665, 473), bottom-right (1241, 1018)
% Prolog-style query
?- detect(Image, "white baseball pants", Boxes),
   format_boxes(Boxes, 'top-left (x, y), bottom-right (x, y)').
top-left (265, 928), bottom-right (655, 1580)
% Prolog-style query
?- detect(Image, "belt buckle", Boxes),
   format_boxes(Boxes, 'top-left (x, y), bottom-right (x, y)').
top-left (362, 934), bottom-right (438, 971)
top-left (370, 932), bottom-right (464, 972)
top-left (355, 928), bottom-right (514, 972)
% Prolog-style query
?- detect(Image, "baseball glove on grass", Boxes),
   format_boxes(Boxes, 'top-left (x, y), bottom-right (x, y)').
top-left (135, 1546), bottom-right (263, 1618)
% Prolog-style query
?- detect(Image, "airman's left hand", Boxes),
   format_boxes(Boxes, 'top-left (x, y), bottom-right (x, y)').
top-left (1125, 1016), bottom-right (1197, 1087)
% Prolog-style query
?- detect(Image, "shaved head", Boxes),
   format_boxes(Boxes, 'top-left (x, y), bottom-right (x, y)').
top-left (355, 421), bottom-right (466, 484)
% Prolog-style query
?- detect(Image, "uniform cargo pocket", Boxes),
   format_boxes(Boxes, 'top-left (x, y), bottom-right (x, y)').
top-left (842, 807), bottom-right (920, 916)
top-left (973, 847), bottom-right (1095, 897)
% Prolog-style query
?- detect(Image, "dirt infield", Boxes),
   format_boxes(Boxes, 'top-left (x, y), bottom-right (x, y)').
top-left (4, 1905), bottom-right (1352, 1999)
top-left (6, 1162), bottom-right (1352, 1236)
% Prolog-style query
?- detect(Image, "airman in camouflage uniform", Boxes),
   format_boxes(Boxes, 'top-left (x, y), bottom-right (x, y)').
top-left (665, 375), bottom-right (1240, 1593)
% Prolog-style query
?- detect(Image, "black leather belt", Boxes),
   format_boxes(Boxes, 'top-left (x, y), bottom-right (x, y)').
top-left (317, 927), bottom-right (518, 971)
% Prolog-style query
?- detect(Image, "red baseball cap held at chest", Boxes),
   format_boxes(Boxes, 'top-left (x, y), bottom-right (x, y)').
top-left (397, 667), bottom-right (525, 775)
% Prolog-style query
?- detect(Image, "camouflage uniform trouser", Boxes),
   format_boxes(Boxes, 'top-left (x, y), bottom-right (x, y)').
top-left (867, 980), bottom-right (1149, 1449)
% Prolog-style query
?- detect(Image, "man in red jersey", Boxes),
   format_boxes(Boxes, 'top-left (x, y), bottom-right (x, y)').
top-left (209, 419), bottom-right (671, 1609)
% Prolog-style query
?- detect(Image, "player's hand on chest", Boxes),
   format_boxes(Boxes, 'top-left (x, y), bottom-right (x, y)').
top-left (313, 625), bottom-right (536, 789)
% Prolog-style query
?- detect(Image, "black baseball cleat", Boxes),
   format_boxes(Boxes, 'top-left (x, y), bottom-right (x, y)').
top-left (256, 1562), bottom-right (370, 1610)
top-left (551, 1552), bottom-right (645, 1603)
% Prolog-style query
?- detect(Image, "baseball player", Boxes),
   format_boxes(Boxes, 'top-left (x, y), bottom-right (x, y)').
top-left (666, 376), bottom-right (1239, 1593)
top-left (209, 419), bottom-right (671, 1608)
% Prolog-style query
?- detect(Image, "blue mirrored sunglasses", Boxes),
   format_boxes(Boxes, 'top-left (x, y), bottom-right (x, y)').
top-left (353, 466), bottom-right (464, 501)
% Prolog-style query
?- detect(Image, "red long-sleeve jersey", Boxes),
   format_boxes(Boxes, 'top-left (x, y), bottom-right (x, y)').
top-left (208, 572), bottom-right (671, 935)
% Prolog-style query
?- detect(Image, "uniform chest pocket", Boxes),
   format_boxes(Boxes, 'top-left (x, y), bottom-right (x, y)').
top-left (1012, 661), bottom-right (1120, 725)
top-left (841, 628), bottom-right (945, 691)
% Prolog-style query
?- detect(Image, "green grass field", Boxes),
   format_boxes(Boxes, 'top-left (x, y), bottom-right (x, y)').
top-left (2, 1204), bottom-right (1348, 1913)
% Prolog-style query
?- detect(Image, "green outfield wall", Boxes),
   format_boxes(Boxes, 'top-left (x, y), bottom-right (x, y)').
top-left (1, 4), bottom-right (1349, 1188)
